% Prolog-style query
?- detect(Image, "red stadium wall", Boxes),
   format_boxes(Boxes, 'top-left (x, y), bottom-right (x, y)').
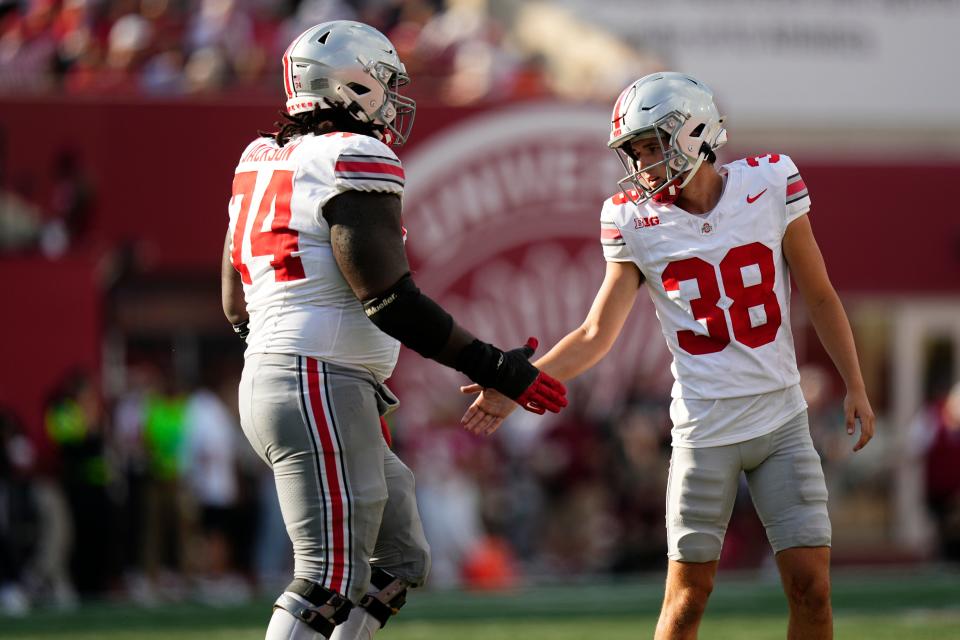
top-left (0, 97), bottom-right (957, 288)
top-left (0, 253), bottom-right (101, 464)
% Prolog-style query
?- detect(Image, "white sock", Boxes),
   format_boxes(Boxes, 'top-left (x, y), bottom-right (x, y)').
top-left (265, 597), bottom-right (325, 640)
top-left (328, 607), bottom-right (381, 640)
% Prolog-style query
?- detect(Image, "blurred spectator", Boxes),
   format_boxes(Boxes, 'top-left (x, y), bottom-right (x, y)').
top-left (139, 43), bottom-right (185, 94)
top-left (0, 186), bottom-right (42, 252)
top-left (180, 372), bottom-right (250, 603)
top-left (44, 370), bottom-right (114, 596)
top-left (67, 11), bottom-right (154, 93)
top-left (140, 373), bottom-right (190, 597)
top-left (0, 127), bottom-right (44, 253)
top-left (408, 421), bottom-right (484, 588)
top-left (524, 403), bottom-right (619, 575)
top-left (39, 148), bottom-right (93, 258)
top-left (112, 363), bottom-right (158, 597)
top-left (276, 0), bottom-right (356, 56)
top-left (912, 380), bottom-right (960, 562)
top-left (251, 463), bottom-right (291, 593)
top-left (0, 408), bottom-right (36, 616)
top-left (606, 402), bottom-right (671, 572)
top-left (182, 44), bottom-right (229, 92)
top-left (0, 0), bottom-right (58, 91)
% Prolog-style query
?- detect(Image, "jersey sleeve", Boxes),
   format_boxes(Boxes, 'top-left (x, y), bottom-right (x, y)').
top-left (600, 198), bottom-right (633, 262)
top-left (779, 154), bottom-right (811, 224)
top-left (333, 135), bottom-right (405, 196)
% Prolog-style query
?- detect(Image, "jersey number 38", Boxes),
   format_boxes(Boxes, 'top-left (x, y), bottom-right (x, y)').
top-left (662, 242), bottom-right (782, 355)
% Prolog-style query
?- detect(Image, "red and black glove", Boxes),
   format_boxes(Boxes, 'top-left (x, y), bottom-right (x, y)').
top-left (455, 337), bottom-right (568, 414)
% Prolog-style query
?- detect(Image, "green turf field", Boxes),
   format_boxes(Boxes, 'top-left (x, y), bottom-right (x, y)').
top-left (2, 568), bottom-right (958, 639)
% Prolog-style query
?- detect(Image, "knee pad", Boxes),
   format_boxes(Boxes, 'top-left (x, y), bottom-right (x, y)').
top-left (273, 579), bottom-right (354, 638)
top-left (674, 532), bottom-right (722, 563)
top-left (358, 568), bottom-right (409, 628)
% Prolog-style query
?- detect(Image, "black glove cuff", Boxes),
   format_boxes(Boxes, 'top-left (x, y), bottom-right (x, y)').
top-left (232, 320), bottom-right (250, 341)
top-left (454, 340), bottom-right (536, 400)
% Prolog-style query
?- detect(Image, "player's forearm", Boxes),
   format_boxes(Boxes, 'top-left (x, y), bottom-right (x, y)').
top-left (806, 292), bottom-right (865, 391)
top-left (221, 234), bottom-right (247, 325)
top-left (534, 324), bottom-right (613, 381)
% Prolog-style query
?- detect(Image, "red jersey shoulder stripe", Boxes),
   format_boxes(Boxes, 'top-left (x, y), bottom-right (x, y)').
top-left (335, 160), bottom-right (405, 179)
top-left (335, 152), bottom-right (405, 187)
top-left (786, 172), bottom-right (809, 204)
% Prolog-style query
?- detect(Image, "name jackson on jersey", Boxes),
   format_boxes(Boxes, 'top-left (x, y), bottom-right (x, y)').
top-left (600, 153), bottom-right (811, 401)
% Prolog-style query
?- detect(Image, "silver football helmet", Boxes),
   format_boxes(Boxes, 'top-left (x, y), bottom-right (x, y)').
top-left (608, 72), bottom-right (727, 204)
top-left (282, 20), bottom-right (416, 145)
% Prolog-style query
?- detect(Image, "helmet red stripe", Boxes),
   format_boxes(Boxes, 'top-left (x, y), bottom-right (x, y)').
top-left (282, 49), bottom-right (293, 97)
top-left (283, 29), bottom-right (311, 99)
top-left (612, 88), bottom-right (629, 138)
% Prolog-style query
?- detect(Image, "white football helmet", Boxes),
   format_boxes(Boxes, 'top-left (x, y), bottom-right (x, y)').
top-left (282, 20), bottom-right (416, 145)
top-left (608, 72), bottom-right (727, 204)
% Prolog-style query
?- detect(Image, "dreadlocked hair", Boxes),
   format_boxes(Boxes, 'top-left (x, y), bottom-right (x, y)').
top-left (261, 107), bottom-right (381, 147)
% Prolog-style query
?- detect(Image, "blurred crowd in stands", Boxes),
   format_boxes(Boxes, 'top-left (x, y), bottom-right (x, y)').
top-left (0, 0), bottom-right (643, 104)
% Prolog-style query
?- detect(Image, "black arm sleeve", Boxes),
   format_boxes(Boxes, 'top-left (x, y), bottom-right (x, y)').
top-left (363, 275), bottom-right (538, 399)
top-left (362, 274), bottom-right (454, 359)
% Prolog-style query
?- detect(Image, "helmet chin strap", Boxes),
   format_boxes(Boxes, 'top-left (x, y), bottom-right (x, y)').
top-left (651, 180), bottom-right (681, 205)
top-left (651, 151), bottom-right (708, 205)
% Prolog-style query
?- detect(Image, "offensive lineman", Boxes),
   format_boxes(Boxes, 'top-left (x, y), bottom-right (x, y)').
top-left (221, 21), bottom-right (567, 640)
top-left (462, 72), bottom-right (875, 639)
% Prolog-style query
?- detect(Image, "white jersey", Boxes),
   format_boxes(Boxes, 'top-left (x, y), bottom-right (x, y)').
top-left (227, 132), bottom-right (405, 381)
top-left (601, 154), bottom-right (812, 446)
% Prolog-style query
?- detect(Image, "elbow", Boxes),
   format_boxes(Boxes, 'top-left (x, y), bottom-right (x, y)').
top-left (222, 296), bottom-right (247, 326)
top-left (805, 287), bottom-right (840, 314)
top-left (581, 323), bottom-right (615, 358)
top-left (224, 311), bottom-right (246, 326)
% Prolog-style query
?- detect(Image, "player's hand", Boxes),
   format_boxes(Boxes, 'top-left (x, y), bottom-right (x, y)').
top-left (491, 338), bottom-right (567, 414)
top-left (460, 386), bottom-right (516, 436)
top-left (844, 386), bottom-right (875, 452)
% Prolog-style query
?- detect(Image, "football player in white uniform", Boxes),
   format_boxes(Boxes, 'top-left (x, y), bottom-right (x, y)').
top-left (221, 21), bottom-right (568, 640)
top-left (462, 72), bottom-right (875, 639)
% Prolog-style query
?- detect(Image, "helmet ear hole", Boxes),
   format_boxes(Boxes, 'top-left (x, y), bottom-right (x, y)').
top-left (346, 82), bottom-right (370, 95)
top-left (689, 123), bottom-right (706, 138)
top-left (317, 31), bottom-right (330, 44)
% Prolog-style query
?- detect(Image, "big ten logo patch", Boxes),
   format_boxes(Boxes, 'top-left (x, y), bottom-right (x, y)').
top-left (635, 216), bottom-right (660, 229)
top-left (394, 104), bottom-right (673, 426)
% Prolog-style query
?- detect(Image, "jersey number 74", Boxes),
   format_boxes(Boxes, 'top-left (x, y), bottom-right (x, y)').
top-left (230, 169), bottom-right (306, 284)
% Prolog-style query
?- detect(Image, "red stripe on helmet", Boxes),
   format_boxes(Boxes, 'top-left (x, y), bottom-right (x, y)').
top-left (282, 45), bottom-right (293, 98)
top-left (612, 87), bottom-right (629, 138)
